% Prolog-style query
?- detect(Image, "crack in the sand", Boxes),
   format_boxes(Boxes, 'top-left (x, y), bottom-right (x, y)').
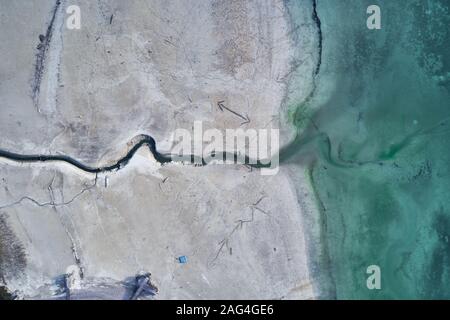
top-left (0, 174), bottom-right (98, 210)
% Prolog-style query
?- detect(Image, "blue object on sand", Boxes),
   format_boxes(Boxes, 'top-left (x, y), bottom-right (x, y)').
top-left (178, 256), bottom-right (187, 264)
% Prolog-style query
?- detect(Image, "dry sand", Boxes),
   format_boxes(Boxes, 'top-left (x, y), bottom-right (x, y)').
top-left (0, 0), bottom-right (319, 299)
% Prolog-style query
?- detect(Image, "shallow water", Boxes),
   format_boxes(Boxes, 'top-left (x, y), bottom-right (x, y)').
top-left (286, 0), bottom-right (450, 298)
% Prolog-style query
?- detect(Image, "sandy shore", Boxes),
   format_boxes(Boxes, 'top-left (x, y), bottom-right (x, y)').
top-left (0, 0), bottom-right (321, 299)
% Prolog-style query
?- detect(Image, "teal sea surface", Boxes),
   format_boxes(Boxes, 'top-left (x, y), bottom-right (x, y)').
top-left (285, 0), bottom-right (450, 299)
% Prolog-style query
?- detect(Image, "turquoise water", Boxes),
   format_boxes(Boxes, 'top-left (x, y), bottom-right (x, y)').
top-left (285, 0), bottom-right (450, 299)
